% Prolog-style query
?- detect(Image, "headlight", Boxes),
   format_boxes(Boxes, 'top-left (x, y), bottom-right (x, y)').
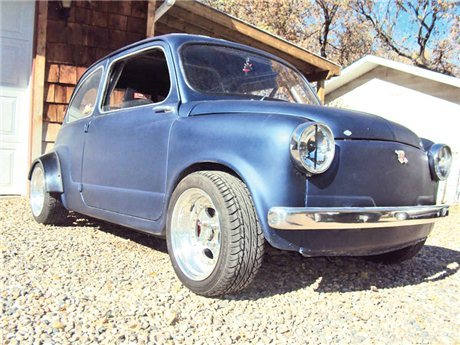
top-left (290, 122), bottom-right (335, 175)
top-left (428, 144), bottom-right (452, 181)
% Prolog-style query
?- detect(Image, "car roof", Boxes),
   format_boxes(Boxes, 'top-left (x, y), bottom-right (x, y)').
top-left (84, 33), bottom-right (295, 77)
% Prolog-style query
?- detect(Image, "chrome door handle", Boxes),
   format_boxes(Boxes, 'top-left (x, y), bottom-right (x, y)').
top-left (84, 121), bottom-right (91, 133)
top-left (154, 106), bottom-right (174, 114)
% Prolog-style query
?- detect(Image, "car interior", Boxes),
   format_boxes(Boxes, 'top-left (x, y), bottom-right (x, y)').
top-left (102, 48), bottom-right (171, 111)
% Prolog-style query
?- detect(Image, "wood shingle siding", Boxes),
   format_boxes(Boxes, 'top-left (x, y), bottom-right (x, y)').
top-left (42, 1), bottom-right (148, 149)
top-left (39, 0), bottom-right (339, 152)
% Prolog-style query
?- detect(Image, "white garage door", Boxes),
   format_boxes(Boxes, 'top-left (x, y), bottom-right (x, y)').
top-left (0, 1), bottom-right (35, 195)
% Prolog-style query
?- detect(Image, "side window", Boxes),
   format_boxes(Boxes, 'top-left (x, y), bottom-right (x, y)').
top-left (66, 68), bottom-right (103, 123)
top-left (102, 48), bottom-right (170, 111)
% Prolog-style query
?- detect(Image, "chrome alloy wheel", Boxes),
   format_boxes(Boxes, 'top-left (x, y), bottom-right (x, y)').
top-left (170, 188), bottom-right (221, 281)
top-left (30, 166), bottom-right (46, 217)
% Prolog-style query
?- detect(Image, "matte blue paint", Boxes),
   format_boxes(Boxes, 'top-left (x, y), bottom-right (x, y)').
top-left (30, 34), bottom-right (439, 255)
top-left (186, 100), bottom-right (423, 148)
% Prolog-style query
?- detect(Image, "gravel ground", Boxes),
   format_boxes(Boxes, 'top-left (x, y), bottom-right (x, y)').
top-left (1, 197), bottom-right (459, 344)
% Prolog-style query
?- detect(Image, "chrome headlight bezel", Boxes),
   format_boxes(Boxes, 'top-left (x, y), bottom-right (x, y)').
top-left (428, 144), bottom-right (452, 181)
top-left (290, 122), bottom-right (335, 175)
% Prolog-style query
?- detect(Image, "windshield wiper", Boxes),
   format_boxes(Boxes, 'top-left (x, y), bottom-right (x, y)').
top-left (260, 87), bottom-right (279, 101)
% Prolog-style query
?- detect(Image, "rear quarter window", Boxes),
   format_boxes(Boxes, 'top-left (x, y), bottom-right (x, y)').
top-left (65, 67), bottom-right (103, 123)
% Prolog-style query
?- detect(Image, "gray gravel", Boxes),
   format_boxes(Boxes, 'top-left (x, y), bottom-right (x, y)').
top-left (1, 197), bottom-right (459, 344)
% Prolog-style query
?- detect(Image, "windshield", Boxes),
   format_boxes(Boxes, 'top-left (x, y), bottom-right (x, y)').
top-left (181, 44), bottom-right (319, 105)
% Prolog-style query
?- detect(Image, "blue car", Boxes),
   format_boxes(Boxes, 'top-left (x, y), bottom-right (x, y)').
top-left (29, 34), bottom-right (451, 296)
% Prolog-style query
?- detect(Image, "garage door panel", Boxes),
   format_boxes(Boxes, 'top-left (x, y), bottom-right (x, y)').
top-left (0, 39), bottom-right (32, 88)
top-left (0, 1), bottom-right (35, 41)
top-left (0, 148), bottom-right (15, 187)
top-left (0, 1), bottom-right (34, 195)
top-left (0, 93), bottom-right (18, 137)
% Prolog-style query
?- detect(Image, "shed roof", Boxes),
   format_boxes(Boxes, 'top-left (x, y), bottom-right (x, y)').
top-left (326, 55), bottom-right (460, 94)
top-left (154, 0), bottom-right (340, 81)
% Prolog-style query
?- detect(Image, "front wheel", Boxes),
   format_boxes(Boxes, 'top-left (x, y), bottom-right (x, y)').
top-left (166, 171), bottom-right (264, 297)
top-left (30, 164), bottom-right (68, 225)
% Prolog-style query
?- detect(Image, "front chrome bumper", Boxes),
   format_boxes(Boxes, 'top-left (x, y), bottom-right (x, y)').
top-left (268, 205), bottom-right (449, 230)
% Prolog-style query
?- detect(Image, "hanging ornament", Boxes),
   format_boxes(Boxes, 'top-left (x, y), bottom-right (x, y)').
top-left (242, 57), bottom-right (253, 74)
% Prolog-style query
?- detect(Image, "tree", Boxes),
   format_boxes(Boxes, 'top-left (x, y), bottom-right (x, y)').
top-left (315, 0), bottom-right (340, 58)
top-left (201, 0), bottom-right (375, 66)
top-left (306, 0), bottom-right (375, 64)
top-left (332, 20), bottom-right (375, 66)
top-left (199, 0), bottom-right (313, 42)
top-left (352, 0), bottom-right (460, 75)
top-left (200, 0), bottom-right (459, 76)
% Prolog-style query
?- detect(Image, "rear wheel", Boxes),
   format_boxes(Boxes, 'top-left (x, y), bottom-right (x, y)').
top-left (166, 171), bottom-right (264, 297)
top-left (367, 240), bottom-right (426, 264)
top-left (30, 164), bottom-right (68, 225)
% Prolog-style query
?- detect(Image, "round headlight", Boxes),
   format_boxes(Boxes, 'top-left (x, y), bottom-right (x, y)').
top-left (290, 122), bottom-right (335, 175)
top-left (428, 144), bottom-right (452, 181)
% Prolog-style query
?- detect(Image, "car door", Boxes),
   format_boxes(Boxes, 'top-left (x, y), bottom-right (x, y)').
top-left (81, 43), bottom-right (179, 220)
top-left (55, 65), bottom-right (105, 212)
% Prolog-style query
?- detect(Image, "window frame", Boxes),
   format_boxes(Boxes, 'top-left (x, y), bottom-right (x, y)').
top-left (64, 65), bottom-right (105, 124)
top-left (98, 45), bottom-right (173, 115)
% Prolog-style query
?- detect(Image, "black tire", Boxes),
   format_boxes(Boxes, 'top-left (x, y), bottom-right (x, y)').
top-left (29, 164), bottom-right (68, 225)
top-left (166, 171), bottom-right (265, 297)
top-left (367, 240), bottom-right (426, 264)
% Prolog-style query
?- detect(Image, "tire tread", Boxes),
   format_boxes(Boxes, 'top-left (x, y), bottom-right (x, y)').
top-left (43, 193), bottom-right (68, 225)
top-left (31, 165), bottom-right (68, 225)
top-left (170, 171), bottom-right (264, 296)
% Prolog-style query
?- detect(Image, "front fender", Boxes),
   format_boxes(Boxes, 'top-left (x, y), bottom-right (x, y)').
top-left (28, 151), bottom-right (64, 193)
top-left (166, 113), bottom-right (307, 250)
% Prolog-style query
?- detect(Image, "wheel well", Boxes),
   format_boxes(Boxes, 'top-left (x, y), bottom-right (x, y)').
top-left (28, 161), bottom-right (40, 180)
top-left (28, 152), bottom-right (64, 193)
top-left (173, 162), bottom-right (242, 192)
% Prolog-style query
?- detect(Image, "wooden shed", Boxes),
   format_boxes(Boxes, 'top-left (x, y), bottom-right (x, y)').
top-left (0, 0), bottom-right (340, 195)
top-left (152, 1), bottom-right (340, 82)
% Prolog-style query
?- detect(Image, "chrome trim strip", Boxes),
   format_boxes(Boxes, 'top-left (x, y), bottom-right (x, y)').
top-left (268, 205), bottom-right (449, 230)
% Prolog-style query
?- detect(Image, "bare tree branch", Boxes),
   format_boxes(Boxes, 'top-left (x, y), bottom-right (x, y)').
top-left (352, 0), bottom-right (458, 75)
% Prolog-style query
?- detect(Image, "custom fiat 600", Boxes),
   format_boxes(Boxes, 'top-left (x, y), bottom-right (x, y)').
top-left (29, 34), bottom-right (451, 296)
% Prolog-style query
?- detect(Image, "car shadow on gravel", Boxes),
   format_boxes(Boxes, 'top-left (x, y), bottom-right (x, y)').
top-left (60, 213), bottom-right (459, 300)
top-left (61, 213), bottom-right (168, 253)
top-left (228, 245), bottom-right (460, 300)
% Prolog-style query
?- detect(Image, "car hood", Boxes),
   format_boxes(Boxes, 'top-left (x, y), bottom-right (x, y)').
top-left (187, 100), bottom-right (423, 148)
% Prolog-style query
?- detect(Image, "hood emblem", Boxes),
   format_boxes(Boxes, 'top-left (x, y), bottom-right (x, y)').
top-left (395, 150), bottom-right (408, 164)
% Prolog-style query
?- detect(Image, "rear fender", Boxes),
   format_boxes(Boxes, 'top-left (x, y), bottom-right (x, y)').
top-left (28, 152), bottom-right (64, 193)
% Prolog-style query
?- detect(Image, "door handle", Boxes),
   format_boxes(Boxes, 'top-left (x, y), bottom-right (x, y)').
top-left (83, 121), bottom-right (91, 133)
top-left (154, 106), bottom-right (174, 114)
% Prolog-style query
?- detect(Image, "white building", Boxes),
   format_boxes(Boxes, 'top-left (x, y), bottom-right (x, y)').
top-left (326, 55), bottom-right (460, 204)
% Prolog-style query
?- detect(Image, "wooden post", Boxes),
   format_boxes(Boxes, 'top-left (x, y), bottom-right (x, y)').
top-left (30, 1), bottom-right (48, 161)
top-left (317, 79), bottom-right (325, 105)
top-left (146, 0), bottom-right (156, 37)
